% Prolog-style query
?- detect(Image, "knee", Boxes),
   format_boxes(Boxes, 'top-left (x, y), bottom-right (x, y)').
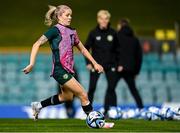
top-left (106, 87), bottom-right (116, 94)
top-left (107, 84), bottom-right (116, 91)
top-left (58, 93), bottom-right (73, 102)
top-left (66, 95), bottom-right (73, 101)
top-left (80, 92), bottom-right (88, 101)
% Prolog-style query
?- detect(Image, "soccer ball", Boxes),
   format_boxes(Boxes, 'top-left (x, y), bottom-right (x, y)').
top-left (86, 111), bottom-right (105, 128)
top-left (140, 107), bottom-right (161, 120)
top-left (108, 107), bottom-right (122, 119)
top-left (161, 107), bottom-right (175, 120)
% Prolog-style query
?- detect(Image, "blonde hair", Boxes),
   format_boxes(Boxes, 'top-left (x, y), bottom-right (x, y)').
top-left (45, 5), bottom-right (71, 26)
top-left (97, 10), bottom-right (111, 19)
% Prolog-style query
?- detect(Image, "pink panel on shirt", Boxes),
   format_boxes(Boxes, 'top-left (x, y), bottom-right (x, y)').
top-left (55, 24), bottom-right (80, 73)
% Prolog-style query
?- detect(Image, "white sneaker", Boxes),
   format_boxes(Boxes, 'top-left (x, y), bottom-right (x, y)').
top-left (31, 102), bottom-right (42, 121)
top-left (103, 122), bottom-right (115, 129)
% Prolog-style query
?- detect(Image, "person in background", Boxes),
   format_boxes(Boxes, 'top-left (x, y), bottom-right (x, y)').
top-left (116, 19), bottom-right (143, 109)
top-left (85, 10), bottom-right (120, 116)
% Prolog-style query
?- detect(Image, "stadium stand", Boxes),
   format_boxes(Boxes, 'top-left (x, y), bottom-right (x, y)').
top-left (0, 52), bottom-right (180, 106)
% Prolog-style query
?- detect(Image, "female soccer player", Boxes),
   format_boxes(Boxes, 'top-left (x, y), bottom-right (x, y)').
top-left (22, 5), bottom-right (104, 120)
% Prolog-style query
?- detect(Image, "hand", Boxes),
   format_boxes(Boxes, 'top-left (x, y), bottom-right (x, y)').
top-left (93, 63), bottom-right (104, 73)
top-left (117, 66), bottom-right (123, 72)
top-left (22, 64), bottom-right (33, 74)
top-left (86, 64), bottom-right (93, 71)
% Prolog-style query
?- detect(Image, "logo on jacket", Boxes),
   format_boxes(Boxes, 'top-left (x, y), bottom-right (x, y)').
top-left (111, 67), bottom-right (116, 72)
top-left (96, 36), bottom-right (101, 41)
top-left (107, 35), bottom-right (113, 42)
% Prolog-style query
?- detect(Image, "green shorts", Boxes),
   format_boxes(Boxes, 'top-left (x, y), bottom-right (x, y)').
top-left (52, 64), bottom-right (73, 85)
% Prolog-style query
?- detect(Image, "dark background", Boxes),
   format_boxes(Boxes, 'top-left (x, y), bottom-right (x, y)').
top-left (0, 0), bottom-right (180, 46)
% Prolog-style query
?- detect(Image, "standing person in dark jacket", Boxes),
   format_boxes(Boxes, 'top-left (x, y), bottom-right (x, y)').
top-left (85, 10), bottom-right (119, 116)
top-left (116, 19), bottom-right (143, 108)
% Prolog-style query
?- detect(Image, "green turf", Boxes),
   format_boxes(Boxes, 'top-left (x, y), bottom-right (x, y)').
top-left (0, 119), bottom-right (180, 132)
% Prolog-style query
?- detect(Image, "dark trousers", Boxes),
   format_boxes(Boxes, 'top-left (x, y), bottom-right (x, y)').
top-left (88, 68), bottom-right (118, 114)
top-left (118, 72), bottom-right (143, 109)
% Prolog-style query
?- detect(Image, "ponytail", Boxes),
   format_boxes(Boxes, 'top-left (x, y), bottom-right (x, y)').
top-left (44, 5), bottom-right (71, 27)
top-left (45, 5), bottom-right (57, 26)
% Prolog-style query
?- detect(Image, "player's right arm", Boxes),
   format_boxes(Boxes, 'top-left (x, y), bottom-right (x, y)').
top-left (23, 35), bottom-right (48, 74)
top-left (84, 31), bottom-right (94, 71)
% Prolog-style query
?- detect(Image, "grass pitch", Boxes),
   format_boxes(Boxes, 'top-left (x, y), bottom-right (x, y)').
top-left (0, 119), bottom-right (180, 132)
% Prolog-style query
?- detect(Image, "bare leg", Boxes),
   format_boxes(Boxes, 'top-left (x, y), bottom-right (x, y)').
top-left (58, 85), bottom-right (74, 102)
top-left (62, 77), bottom-right (92, 115)
top-left (62, 77), bottom-right (90, 106)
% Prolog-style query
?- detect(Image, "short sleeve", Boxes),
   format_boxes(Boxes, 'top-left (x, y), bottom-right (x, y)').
top-left (44, 27), bottom-right (59, 40)
top-left (74, 30), bottom-right (80, 46)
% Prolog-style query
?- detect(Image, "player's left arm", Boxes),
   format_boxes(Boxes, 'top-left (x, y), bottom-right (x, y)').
top-left (76, 41), bottom-right (104, 73)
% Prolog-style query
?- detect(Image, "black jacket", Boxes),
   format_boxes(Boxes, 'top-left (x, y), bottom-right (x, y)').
top-left (117, 26), bottom-right (142, 75)
top-left (85, 25), bottom-right (119, 69)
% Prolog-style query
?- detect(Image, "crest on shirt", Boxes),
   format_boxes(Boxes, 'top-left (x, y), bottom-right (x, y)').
top-left (111, 67), bottom-right (116, 72)
top-left (96, 36), bottom-right (101, 41)
top-left (63, 74), bottom-right (68, 79)
top-left (107, 35), bottom-right (113, 42)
